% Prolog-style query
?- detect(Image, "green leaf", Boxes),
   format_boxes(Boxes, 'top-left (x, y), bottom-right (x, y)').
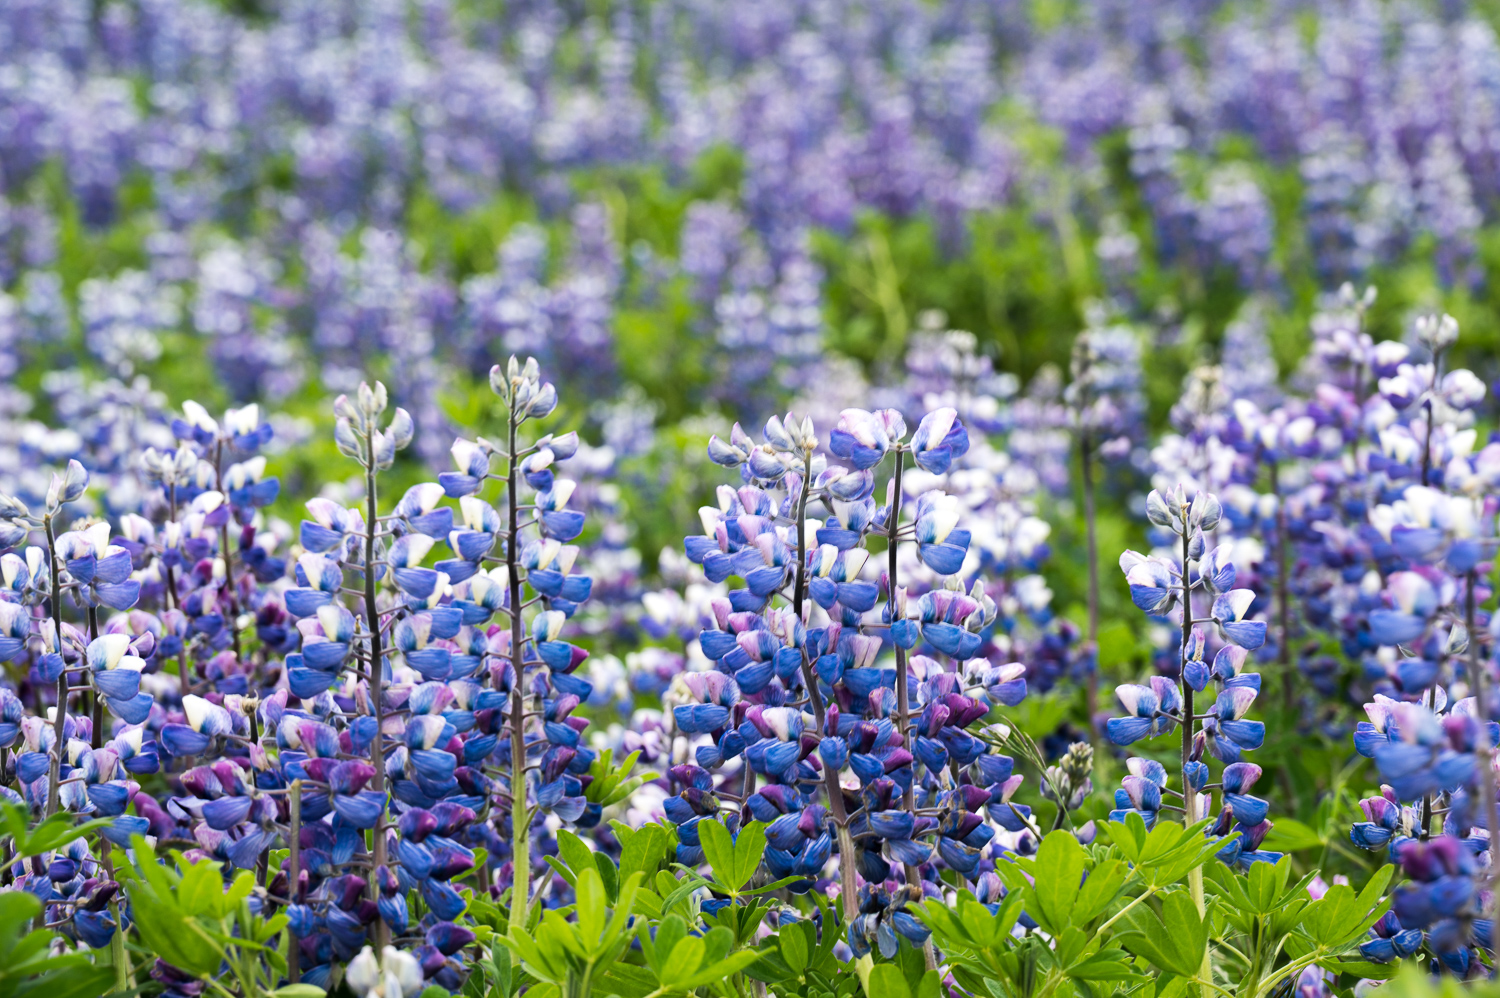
top-left (733, 821), bottom-right (767, 892)
top-left (644, 914), bottom-right (687, 979)
top-left (556, 830), bottom-right (595, 880)
top-left (1299, 877), bottom-right (1392, 950)
top-left (269, 986), bottom-right (328, 997)
top-left (661, 935), bottom-right (706, 988)
top-left (1116, 890), bottom-right (1206, 979)
top-left (594, 851), bottom-right (619, 903)
top-left (866, 964), bottom-right (911, 998)
top-left (1321, 960), bottom-right (1398, 981)
top-left (1246, 855), bottom-right (1292, 913)
top-left (698, 819), bottom-right (736, 889)
top-left (780, 921), bottom-right (810, 974)
top-left (617, 823), bottom-right (669, 883)
top-left (594, 963), bottom-right (659, 998)
top-left (1106, 811), bottom-right (1149, 861)
top-left (1261, 818), bottom-right (1325, 853)
top-left (175, 856), bottom-right (228, 918)
top-left (740, 875), bottom-right (809, 896)
top-left (1109, 817), bottom-right (1222, 888)
top-left (1069, 950), bottom-right (1147, 982)
top-left (1160, 891), bottom-right (1208, 974)
top-left (587, 750), bottom-right (646, 806)
top-left (1072, 858), bottom-right (1129, 926)
top-left (572, 867), bottom-right (606, 952)
top-left (489, 946), bottom-right (513, 998)
top-left (673, 951), bottom-right (764, 991)
top-left (1029, 830), bottom-right (1087, 934)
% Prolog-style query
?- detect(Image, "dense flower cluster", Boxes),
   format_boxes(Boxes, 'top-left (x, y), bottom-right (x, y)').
top-left (666, 403), bottom-right (1050, 957)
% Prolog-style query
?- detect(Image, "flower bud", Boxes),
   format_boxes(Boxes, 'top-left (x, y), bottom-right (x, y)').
top-left (1416, 313), bottom-right (1459, 354)
top-left (1145, 489), bottom-right (1173, 529)
top-left (334, 418), bottom-right (361, 460)
top-left (373, 431), bottom-right (396, 470)
top-left (387, 408), bottom-right (414, 451)
top-left (1191, 491), bottom-right (1222, 533)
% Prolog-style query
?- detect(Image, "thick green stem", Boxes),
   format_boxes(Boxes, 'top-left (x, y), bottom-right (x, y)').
top-left (288, 778), bottom-right (302, 983)
top-left (110, 898), bottom-right (130, 992)
top-left (506, 399), bottom-right (531, 933)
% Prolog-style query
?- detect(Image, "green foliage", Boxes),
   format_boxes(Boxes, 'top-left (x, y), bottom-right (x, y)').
top-left (500, 867), bottom-right (642, 998)
top-left (116, 837), bottom-right (308, 998)
top-left (0, 804), bottom-right (112, 862)
top-left (584, 749), bottom-right (646, 807)
top-left (697, 818), bottom-right (764, 893)
top-left (1104, 812), bottom-right (1225, 888)
top-left (1116, 890), bottom-right (1209, 979)
top-left (745, 895), bottom-right (852, 996)
top-left (0, 892), bottom-right (113, 998)
top-left (636, 917), bottom-right (762, 995)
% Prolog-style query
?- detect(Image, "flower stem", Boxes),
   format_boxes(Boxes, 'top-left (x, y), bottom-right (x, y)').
top-left (288, 778), bottom-right (302, 984)
top-left (506, 397), bottom-right (531, 934)
top-left (1179, 524), bottom-right (1210, 998)
top-left (789, 450), bottom-right (858, 928)
top-left (110, 898), bottom-right (130, 992)
top-left (1269, 460), bottom-right (1292, 715)
top-left (1081, 432), bottom-right (1100, 747)
top-left (88, 606), bottom-right (102, 749)
top-left (1466, 571), bottom-right (1499, 956)
top-left (887, 446), bottom-right (934, 970)
top-left (889, 449), bottom-right (917, 869)
top-left (362, 429), bottom-right (389, 951)
top-left (44, 513), bottom-right (65, 818)
top-left (215, 440), bottom-right (243, 662)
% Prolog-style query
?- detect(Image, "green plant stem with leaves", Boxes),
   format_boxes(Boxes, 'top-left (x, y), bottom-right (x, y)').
top-left (118, 838), bottom-right (316, 998)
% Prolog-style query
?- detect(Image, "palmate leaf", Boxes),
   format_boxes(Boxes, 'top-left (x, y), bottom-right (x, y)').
top-left (613, 821), bottom-right (675, 882)
top-left (586, 749), bottom-right (645, 806)
top-left (698, 818), bottom-right (767, 893)
top-left (1115, 890), bottom-right (1207, 979)
top-left (1299, 866), bottom-right (1394, 950)
top-left (995, 831), bottom-right (1129, 936)
top-left (115, 837), bottom-right (242, 979)
top-left (1104, 814), bottom-right (1221, 888)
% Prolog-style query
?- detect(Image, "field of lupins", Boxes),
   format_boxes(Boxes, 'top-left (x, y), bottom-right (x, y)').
top-left (13, 1), bottom-right (1500, 997)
